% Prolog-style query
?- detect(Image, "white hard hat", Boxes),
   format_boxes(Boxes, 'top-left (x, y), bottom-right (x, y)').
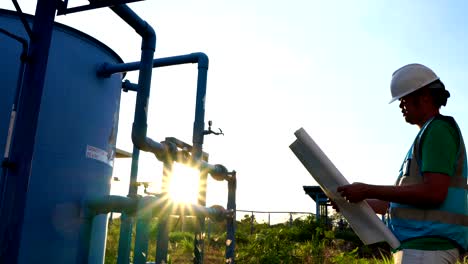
top-left (389, 63), bottom-right (440, 103)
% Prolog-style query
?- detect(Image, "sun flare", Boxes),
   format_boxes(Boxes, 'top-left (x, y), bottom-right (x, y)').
top-left (168, 164), bottom-right (200, 204)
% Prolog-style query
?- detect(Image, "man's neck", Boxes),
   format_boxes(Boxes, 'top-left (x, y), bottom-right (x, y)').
top-left (417, 109), bottom-right (440, 129)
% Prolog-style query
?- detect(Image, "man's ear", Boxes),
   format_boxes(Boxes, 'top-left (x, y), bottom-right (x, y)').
top-left (420, 90), bottom-right (433, 105)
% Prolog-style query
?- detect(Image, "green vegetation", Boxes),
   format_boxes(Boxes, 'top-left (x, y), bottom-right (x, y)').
top-left (104, 214), bottom-right (466, 264)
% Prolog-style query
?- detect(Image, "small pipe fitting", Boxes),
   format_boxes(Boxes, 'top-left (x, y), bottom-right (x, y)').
top-left (122, 80), bottom-right (139, 92)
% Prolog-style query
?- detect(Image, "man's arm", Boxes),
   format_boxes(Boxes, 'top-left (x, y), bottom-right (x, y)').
top-left (337, 172), bottom-right (451, 208)
top-left (366, 199), bottom-right (389, 215)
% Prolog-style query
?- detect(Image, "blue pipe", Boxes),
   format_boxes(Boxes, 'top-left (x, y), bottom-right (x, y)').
top-left (155, 160), bottom-right (171, 264)
top-left (80, 195), bottom-right (137, 264)
top-left (83, 195), bottom-right (138, 217)
top-left (98, 52), bottom-right (209, 76)
top-left (155, 218), bottom-right (169, 264)
top-left (133, 197), bottom-right (152, 264)
top-left (81, 195), bottom-right (229, 264)
top-left (108, 5), bottom-right (166, 157)
top-left (97, 52), bottom-right (210, 162)
top-left (117, 213), bottom-right (133, 264)
top-left (122, 79), bottom-right (139, 92)
top-left (98, 52), bottom-right (231, 180)
top-left (225, 173), bottom-right (237, 264)
top-left (117, 145), bottom-right (139, 264)
top-left (107, 6), bottom-right (156, 264)
top-left (82, 195), bottom-right (227, 219)
top-left (194, 166), bottom-right (209, 264)
top-left (191, 54), bottom-right (209, 162)
top-left (97, 52), bottom-right (211, 163)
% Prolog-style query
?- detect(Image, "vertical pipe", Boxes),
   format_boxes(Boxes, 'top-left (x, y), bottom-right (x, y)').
top-left (0, 1), bottom-right (57, 262)
top-left (117, 213), bottom-right (133, 264)
top-left (225, 174), bottom-right (236, 264)
top-left (155, 218), bottom-right (169, 264)
top-left (88, 214), bottom-right (109, 263)
top-left (194, 168), bottom-right (209, 264)
top-left (250, 212), bottom-right (254, 235)
top-left (197, 169), bottom-right (208, 206)
top-left (191, 55), bottom-right (209, 160)
top-left (109, 5), bottom-right (157, 154)
top-left (116, 146), bottom-right (139, 264)
top-left (191, 63), bottom-right (209, 264)
top-left (193, 224), bottom-right (204, 264)
top-left (133, 208), bottom-right (151, 264)
top-left (128, 146), bottom-right (140, 197)
top-left (315, 193), bottom-right (320, 222)
top-left (155, 161), bottom-right (172, 264)
top-left (108, 6), bottom-right (155, 263)
top-left (325, 201), bottom-right (328, 226)
top-left (207, 219), bottom-right (211, 241)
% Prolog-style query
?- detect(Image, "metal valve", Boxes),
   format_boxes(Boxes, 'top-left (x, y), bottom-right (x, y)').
top-left (203, 120), bottom-right (224, 136)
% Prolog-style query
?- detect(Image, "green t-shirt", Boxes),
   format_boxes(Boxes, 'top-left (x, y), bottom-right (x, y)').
top-left (400, 118), bottom-right (460, 251)
top-left (420, 119), bottom-right (459, 176)
top-left (400, 237), bottom-right (459, 251)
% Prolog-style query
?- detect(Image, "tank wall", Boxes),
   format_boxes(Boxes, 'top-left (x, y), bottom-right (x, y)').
top-left (0, 11), bottom-right (123, 264)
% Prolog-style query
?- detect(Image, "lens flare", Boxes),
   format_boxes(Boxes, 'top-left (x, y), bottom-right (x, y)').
top-left (168, 164), bottom-right (200, 204)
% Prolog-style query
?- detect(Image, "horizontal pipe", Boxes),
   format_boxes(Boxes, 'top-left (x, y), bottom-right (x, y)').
top-left (83, 195), bottom-right (229, 221)
top-left (138, 196), bottom-right (228, 221)
top-left (84, 195), bottom-right (138, 217)
top-left (122, 80), bottom-right (139, 92)
top-left (97, 52), bottom-right (209, 77)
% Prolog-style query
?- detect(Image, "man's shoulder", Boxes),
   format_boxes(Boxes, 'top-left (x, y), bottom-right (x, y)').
top-left (432, 115), bottom-right (458, 130)
top-left (424, 118), bottom-right (459, 143)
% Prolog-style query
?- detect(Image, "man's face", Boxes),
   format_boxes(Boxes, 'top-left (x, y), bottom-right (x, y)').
top-left (399, 92), bottom-right (423, 125)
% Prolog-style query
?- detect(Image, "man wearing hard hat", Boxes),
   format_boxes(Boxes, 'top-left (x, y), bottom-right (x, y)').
top-left (337, 64), bottom-right (467, 264)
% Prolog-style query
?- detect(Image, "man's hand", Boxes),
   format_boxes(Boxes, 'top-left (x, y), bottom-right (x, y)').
top-left (329, 199), bottom-right (340, 212)
top-left (337, 182), bottom-right (372, 203)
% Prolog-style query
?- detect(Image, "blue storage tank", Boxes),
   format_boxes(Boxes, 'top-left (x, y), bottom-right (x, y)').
top-left (0, 9), bottom-right (123, 263)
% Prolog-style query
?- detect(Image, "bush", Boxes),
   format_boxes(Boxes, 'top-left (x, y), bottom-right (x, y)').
top-left (169, 231), bottom-right (194, 244)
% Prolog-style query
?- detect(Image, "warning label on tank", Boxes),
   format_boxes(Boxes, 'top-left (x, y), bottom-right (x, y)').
top-left (86, 145), bottom-right (113, 167)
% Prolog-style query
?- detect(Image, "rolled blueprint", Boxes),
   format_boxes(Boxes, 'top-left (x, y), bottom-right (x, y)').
top-left (290, 127), bottom-right (400, 249)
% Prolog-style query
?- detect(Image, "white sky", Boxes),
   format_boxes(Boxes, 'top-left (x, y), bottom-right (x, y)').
top-left (3, 1), bottom-right (468, 223)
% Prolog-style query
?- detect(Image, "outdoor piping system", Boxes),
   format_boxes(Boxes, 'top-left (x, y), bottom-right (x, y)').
top-left (225, 172), bottom-right (237, 264)
top-left (99, 53), bottom-right (231, 177)
top-left (105, 5), bottom-right (157, 264)
top-left (83, 196), bottom-right (227, 225)
top-left (96, 4), bottom-right (235, 264)
top-left (81, 195), bottom-right (228, 264)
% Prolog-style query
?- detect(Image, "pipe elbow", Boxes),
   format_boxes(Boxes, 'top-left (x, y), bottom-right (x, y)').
top-left (131, 129), bottom-right (149, 152)
top-left (193, 52), bottom-right (209, 69)
top-left (141, 21), bottom-right (156, 51)
top-left (210, 164), bottom-right (228, 181)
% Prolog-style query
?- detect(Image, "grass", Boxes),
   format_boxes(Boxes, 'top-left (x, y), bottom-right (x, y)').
top-left (104, 216), bottom-right (467, 264)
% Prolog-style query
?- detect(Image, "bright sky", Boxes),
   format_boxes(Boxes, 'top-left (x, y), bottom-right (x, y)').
top-left (3, 1), bottom-right (468, 223)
